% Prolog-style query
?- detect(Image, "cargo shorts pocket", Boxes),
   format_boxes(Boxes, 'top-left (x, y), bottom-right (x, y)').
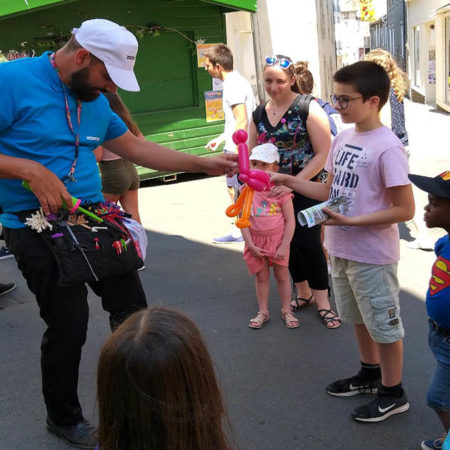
top-left (369, 296), bottom-right (401, 330)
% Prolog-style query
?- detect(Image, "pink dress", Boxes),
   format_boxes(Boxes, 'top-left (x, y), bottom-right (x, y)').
top-left (243, 191), bottom-right (293, 274)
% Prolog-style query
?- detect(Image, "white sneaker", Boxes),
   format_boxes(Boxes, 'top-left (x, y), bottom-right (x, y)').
top-left (407, 239), bottom-right (434, 251)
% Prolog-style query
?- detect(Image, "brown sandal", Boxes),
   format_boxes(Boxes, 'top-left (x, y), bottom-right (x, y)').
top-left (281, 311), bottom-right (300, 329)
top-left (317, 309), bottom-right (341, 329)
top-left (249, 312), bottom-right (269, 329)
top-left (290, 295), bottom-right (314, 312)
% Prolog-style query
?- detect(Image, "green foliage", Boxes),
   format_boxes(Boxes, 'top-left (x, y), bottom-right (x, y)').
top-left (20, 25), bottom-right (70, 52)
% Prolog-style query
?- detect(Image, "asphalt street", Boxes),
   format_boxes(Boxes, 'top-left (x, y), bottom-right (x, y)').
top-left (0, 99), bottom-right (448, 449)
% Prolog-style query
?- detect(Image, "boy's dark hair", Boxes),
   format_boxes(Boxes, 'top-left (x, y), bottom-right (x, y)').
top-left (203, 44), bottom-right (234, 71)
top-left (333, 61), bottom-right (390, 110)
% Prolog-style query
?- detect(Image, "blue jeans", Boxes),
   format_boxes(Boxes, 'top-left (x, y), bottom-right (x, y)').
top-left (427, 322), bottom-right (450, 411)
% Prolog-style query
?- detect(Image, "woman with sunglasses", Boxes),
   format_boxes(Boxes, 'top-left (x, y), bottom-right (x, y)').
top-left (248, 55), bottom-right (341, 329)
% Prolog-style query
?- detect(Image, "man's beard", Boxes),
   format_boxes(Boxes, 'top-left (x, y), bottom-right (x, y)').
top-left (69, 67), bottom-right (104, 102)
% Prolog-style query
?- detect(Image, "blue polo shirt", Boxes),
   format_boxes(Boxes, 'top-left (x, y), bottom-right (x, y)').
top-left (0, 52), bottom-right (128, 228)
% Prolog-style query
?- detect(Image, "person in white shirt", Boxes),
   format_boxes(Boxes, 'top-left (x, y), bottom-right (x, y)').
top-left (204, 44), bottom-right (256, 243)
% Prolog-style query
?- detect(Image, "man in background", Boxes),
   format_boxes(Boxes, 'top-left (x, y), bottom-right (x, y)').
top-left (204, 44), bottom-right (256, 243)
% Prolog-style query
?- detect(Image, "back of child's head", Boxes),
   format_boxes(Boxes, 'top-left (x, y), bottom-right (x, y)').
top-left (333, 61), bottom-right (390, 110)
top-left (97, 306), bottom-right (231, 450)
top-left (364, 49), bottom-right (408, 101)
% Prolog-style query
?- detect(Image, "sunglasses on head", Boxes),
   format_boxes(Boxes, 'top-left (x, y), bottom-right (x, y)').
top-left (265, 55), bottom-right (292, 69)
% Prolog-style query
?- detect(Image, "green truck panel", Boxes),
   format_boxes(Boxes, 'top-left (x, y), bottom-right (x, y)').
top-left (0, 0), bottom-right (255, 179)
top-left (0, 0), bottom-right (74, 18)
top-left (200, 0), bottom-right (257, 12)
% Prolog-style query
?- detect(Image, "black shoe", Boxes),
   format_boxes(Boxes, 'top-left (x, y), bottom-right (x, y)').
top-left (327, 370), bottom-right (380, 397)
top-left (46, 417), bottom-right (97, 449)
top-left (0, 246), bottom-right (13, 260)
top-left (351, 388), bottom-right (410, 423)
top-left (0, 282), bottom-right (16, 297)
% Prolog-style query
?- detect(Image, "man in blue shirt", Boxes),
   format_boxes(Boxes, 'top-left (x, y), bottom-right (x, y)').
top-left (0, 19), bottom-right (237, 448)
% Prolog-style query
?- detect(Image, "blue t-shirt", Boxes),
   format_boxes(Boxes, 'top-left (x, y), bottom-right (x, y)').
top-left (426, 235), bottom-right (450, 328)
top-left (0, 52), bottom-right (128, 228)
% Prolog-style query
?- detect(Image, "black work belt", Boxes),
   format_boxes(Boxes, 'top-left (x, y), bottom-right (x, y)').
top-left (429, 318), bottom-right (450, 337)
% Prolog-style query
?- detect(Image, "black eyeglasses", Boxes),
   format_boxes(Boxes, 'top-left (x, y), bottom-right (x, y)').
top-left (265, 55), bottom-right (292, 69)
top-left (330, 94), bottom-right (362, 110)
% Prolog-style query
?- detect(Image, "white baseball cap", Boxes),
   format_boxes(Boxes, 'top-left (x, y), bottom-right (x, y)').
top-left (250, 143), bottom-right (280, 164)
top-left (72, 18), bottom-right (140, 92)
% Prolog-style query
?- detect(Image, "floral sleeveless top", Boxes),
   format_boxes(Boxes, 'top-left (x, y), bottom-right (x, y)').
top-left (252, 95), bottom-right (313, 175)
top-left (389, 88), bottom-right (409, 147)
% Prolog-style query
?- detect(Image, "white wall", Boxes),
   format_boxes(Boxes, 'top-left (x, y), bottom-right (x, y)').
top-left (407, 0), bottom-right (449, 108)
top-left (225, 11), bottom-right (258, 99)
top-left (255, 0), bottom-right (336, 100)
top-left (226, 0), bottom-right (337, 103)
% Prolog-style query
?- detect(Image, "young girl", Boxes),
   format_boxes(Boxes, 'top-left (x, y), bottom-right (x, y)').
top-left (95, 92), bottom-right (143, 224)
top-left (241, 143), bottom-right (297, 329)
top-left (97, 306), bottom-right (232, 450)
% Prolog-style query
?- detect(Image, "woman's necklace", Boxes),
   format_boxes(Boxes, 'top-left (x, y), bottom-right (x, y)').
top-left (268, 99), bottom-right (293, 116)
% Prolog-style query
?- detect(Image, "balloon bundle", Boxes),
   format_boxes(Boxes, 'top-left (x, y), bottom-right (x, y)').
top-left (225, 130), bottom-right (273, 228)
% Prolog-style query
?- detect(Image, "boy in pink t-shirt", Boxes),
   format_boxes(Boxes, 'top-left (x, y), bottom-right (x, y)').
top-left (271, 61), bottom-right (415, 423)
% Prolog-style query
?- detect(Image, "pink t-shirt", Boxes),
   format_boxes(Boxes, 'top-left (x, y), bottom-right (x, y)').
top-left (324, 126), bottom-right (410, 265)
top-left (250, 191), bottom-right (293, 232)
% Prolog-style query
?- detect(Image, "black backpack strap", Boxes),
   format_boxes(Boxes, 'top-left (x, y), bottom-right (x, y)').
top-left (295, 94), bottom-right (314, 124)
top-left (252, 101), bottom-right (268, 124)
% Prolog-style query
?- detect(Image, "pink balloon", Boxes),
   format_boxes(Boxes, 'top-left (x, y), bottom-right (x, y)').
top-left (247, 179), bottom-right (267, 191)
top-left (238, 173), bottom-right (249, 184)
top-left (238, 143), bottom-right (249, 175)
top-left (232, 129), bottom-right (248, 145)
top-left (247, 169), bottom-right (272, 191)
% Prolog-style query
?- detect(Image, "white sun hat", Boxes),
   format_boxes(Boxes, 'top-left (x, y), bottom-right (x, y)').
top-left (249, 143), bottom-right (280, 163)
top-left (72, 18), bottom-right (140, 92)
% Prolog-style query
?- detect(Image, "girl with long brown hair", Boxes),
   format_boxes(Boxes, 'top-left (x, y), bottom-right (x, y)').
top-left (96, 92), bottom-right (143, 223)
top-left (97, 306), bottom-right (232, 450)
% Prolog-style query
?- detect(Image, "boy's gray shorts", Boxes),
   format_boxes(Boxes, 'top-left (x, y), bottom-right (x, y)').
top-left (331, 256), bottom-right (404, 344)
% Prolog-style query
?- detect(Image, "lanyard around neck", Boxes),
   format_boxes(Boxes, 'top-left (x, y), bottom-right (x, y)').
top-left (50, 53), bottom-right (81, 183)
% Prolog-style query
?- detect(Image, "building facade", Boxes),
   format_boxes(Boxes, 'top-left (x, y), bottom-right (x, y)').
top-left (335, 0), bottom-right (371, 68)
top-left (252, 0), bottom-right (337, 101)
top-left (370, 0), bottom-right (407, 70)
top-left (407, 0), bottom-right (450, 112)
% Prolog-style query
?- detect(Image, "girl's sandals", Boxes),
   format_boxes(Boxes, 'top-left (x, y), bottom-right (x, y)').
top-left (290, 294), bottom-right (314, 312)
top-left (249, 312), bottom-right (269, 329)
top-left (317, 309), bottom-right (341, 329)
top-left (281, 311), bottom-right (300, 329)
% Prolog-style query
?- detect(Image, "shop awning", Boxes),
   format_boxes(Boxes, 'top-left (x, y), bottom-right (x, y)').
top-left (0, 0), bottom-right (76, 19)
top-left (200, 0), bottom-right (257, 12)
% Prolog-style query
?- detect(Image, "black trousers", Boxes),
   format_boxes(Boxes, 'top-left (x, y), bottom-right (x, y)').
top-left (289, 193), bottom-right (329, 291)
top-left (4, 226), bottom-right (147, 426)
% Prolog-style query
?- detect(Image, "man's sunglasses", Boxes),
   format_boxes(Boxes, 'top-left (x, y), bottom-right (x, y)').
top-left (265, 55), bottom-right (292, 69)
top-left (330, 94), bottom-right (362, 110)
